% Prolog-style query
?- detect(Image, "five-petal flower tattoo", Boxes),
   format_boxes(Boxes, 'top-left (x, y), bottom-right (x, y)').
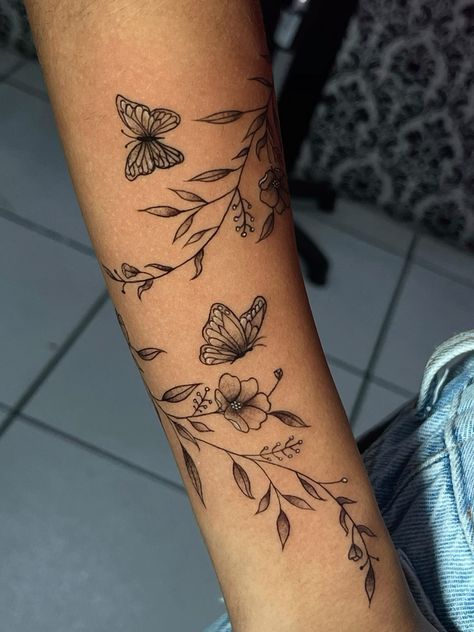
top-left (215, 374), bottom-right (271, 432)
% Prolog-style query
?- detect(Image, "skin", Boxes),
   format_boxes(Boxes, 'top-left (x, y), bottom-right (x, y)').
top-left (25, 1), bottom-right (436, 630)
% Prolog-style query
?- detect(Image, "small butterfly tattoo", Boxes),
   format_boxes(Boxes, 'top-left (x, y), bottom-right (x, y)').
top-left (116, 94), bottom-right (184, 181)
top-left (200, 296), bottom-right (267, 365)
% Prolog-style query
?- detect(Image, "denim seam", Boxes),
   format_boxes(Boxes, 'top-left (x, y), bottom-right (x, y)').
top-left (446, 379), bottom-right (474, 556)
top-left (378, 438), bottom-right (474, 514)
top-left (447, 439), bottom-right (474, 557)
top-left (374, 384), bottom-right (468, 509)
top-left (378, 451), bottom-right (448, 513)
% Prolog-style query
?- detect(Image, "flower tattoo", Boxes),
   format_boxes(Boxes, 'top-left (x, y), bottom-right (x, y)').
top-left (259, 167), bottom-right (290, 215)
top-left (215, 373), bottom-right (271, 432)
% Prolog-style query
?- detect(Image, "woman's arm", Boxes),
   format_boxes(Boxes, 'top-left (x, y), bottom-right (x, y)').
top-left (25, 1), bottom-right (430, 629)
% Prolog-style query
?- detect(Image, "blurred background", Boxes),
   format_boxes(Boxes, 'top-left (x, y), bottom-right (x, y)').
top-left (0, 0), bottom-right (473, 630)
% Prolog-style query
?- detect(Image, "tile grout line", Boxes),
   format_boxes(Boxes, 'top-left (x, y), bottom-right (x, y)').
top-left (0, 57), bottom-right (26, 82)
top-left (349, 232), bottom-right (420, 424)
top-left (409, 257), bottom-right (474, 290)
top-left (0, 197), bottom-right (472, 290)
top-left (295, 206), bottom-right (412, 260)
top-left (0, 206), bottom-right (95, 257)
top-left (295, 207), bottom-right (474, 291)
top-left (5, 76), bottom-right (49, 102)
top-left (18, 412), bottom-right (186, 495)
top-left (325, 353), bottom-right (365, 376)
top-left (0, 290), bottom-right (109, 438)
top-left (368, 374), bottom-right (415, 399)
top-left (327, 352), bottom-right (416, 399)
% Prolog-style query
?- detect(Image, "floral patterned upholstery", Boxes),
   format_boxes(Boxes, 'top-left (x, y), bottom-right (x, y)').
top-left (306, 0), bottom-right (474, 251)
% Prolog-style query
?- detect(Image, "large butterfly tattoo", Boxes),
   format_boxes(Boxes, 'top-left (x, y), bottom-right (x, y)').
top-left (116, 95), bottom-right (184, 181)
top-left (200, 296), bottom-right (267, 365)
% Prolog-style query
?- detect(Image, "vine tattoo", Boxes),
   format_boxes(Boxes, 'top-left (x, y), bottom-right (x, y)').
top-left (104, 74), bottom-right (290, 297)
top-left (200, 296), bottom-right (266, 365)
top-left (145, 367), bottom-right (378, 605)
top-left (116, 311), bottom-right (165, 371)
top-left (116, 95), bottom-right (184, 181)
top-left (109, 61), bottom-right (380, 607)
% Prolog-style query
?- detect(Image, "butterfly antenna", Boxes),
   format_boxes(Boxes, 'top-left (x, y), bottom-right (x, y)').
top-left (121, 129), bottom-right (137, 143)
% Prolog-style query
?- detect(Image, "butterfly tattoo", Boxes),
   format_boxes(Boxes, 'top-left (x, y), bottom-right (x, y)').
top-left (200, 296), bottom-right (267, 365)
top-left (116, 95), bottom-right (185, 181)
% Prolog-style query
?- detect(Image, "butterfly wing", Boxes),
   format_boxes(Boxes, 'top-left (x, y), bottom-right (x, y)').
top-left (149, 139), bottom-right (184, 170)
top-left (116, 96), bottom-right (184, 180)
top-left (147, 110), bottom-right (183, 169)
top-left (200, 304), bottom-right (247, 365)
top-left (124, 139), bottom-right (184, 180)
top-left (116, 94), bottom-right (152, 137)
top-left (239, 296), bottom-right (267, 346)
top-left (150, 108), bottom-right (182, 135)
top-left (200, 345), bottom-right (242, 365)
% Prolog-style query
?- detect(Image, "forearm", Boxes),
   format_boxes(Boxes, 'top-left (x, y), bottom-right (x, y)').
top-left (26, 1), bottom-right (428, 630)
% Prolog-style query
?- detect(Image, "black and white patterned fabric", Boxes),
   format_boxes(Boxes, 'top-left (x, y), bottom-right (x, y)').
top-left (306, 0), bottom-right (474, 251)
top-left (0, 0), bottom-right (35, 57)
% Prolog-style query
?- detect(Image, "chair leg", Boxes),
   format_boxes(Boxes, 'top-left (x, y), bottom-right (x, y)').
top-left (294, 222), bottom-right (329, 285)
top-left (289, 177), bottom-right (336, 213)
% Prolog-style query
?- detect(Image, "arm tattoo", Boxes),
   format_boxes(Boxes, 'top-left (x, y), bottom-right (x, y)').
top-left (200, 296), bottom-right (266, 365)
top-left (109, 57), bottom-right (380, 606)
top-left (103, 73), bottom-right (290, 298)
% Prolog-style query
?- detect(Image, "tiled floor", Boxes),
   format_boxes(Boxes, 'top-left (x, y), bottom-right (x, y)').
top-left (1, 56), bottom-right (473, 631)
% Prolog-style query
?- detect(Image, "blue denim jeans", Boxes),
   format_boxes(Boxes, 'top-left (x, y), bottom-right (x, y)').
top-left (205, 331), bottom-right (474, 632)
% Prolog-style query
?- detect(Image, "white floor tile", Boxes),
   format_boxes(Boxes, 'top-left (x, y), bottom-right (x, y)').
top-left (0, 218), bottom-right (104, 406)
top-left (0, 421), bottom-right (222, 632)
top-left (24, 301), bottom-right (181, 485)
top-left (294, 197), bottom-right (414, 256)
top-left (374, 263), bottom-right (474, 393)
top-left (298, 217), bottom-right (404, 370)
top-left (414, 234), bottom-right (474, 287)
top-left (0, 84), bottom-right (91, 245)
top-left (352, 381), bottom-right (411, 438)
top-left (7, 59), bottom-right (47, 94)
top-left (327, 361), bottom-right (362, 419)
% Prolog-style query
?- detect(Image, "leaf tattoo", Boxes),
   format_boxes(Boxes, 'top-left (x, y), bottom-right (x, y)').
top-left (115, 311), bottom-right (165, 372)
top-left (182, 446), bottom-right (205, 506)
top-left (162, 383), bottom-right (201, 403)
top-left (232, 461), bottom-right (254, 499)
top-left (276, 510), bottom-right (290, 549)
top-left (256, 486), bottom-right (271, 514)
